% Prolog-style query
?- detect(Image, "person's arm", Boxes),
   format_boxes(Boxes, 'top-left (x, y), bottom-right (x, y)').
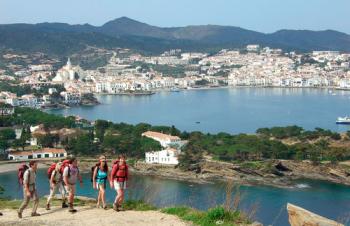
top-left (110, 165), bottom-right (116, 188)
top-left (78, 169), bottom-right (83, 187)
top-left (63, 167), bottom-right (69, 186)
top-left (23, 170), bottom-right (31, 197)
top-left (92, 167), bottom-right (98, 189)
top-left (50, 171), bottom-right (56, 187)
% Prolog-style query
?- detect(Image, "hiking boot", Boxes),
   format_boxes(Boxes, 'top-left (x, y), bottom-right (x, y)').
top-left (17, 211), bottom-right (22, 219)
top-left (46, 203), bottom-right (50, 210)
top-left (69, 203), bottom-right (77, 213)
top-left (69, 208), bottom-right (77, 213)
top-left (31, 212), bottom-right (41, 217)
top-left (113, 203), bottom-right (118, 211)
top-left (62, 203), bottom-right (69, 208)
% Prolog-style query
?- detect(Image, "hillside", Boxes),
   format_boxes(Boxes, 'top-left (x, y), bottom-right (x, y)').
top-left (0, 17), bottom-right (350, 56)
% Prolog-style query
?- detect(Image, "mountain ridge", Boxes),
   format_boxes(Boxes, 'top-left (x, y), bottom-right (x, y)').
top-left (0, 16), bottom-right (349, 56)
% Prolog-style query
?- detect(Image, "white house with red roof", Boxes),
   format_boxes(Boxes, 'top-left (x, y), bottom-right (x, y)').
top-left (142, 131), bottom-right (186, 165)
top-left (8, 148), bottom-right (67, 161)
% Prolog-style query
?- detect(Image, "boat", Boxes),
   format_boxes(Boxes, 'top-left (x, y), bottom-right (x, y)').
top-left (170, 87), bottom-right (180, 92)
top-left (195, 121), bottom-right (200, 124)
top-left (336, 116), bottom-right (350, 124)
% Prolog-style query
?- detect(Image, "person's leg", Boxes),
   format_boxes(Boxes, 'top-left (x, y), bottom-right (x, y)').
top-left (31, 190), bottom-right (40, 216)
top-left (113, 181), bottom-right (119, 211)
top-left (96, 183), bottom-right (101, 208)
top-left (68, 185), bottom-right (77, 212)
top-left (59, 183), bottom-right (68, 208)
top-left (100, 184), bottom-right (106, 208)
top-left (47, 184), bottom-right (58, 209)
top-left (116, 188), bottom-right (123, 210)
top-left (119, 189), bottom-right (124, 208)
top-left (18, 189), bottom-right (30, 218)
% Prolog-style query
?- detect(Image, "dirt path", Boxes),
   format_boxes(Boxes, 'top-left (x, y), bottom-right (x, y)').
top-left (0, 207), bottom-right (189, 226)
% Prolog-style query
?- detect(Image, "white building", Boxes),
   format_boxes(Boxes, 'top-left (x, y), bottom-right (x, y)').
top-left (8, 148), bottom-right (67, 161)
top-left (52, 58), bottom-right (83, 82)
top-left (246, 45), bottom-right (260, 52)
top-left (142, 131), bottom-right (182, 148)
top-left (61, 92), bottom-right (81, 104)
top-left (145, 147), bottom-right (180, 165)
top-left (142, 131), bottom-right (186, 165)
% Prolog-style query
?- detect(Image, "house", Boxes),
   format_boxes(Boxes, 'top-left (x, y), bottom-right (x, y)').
top-left (0, 103), bottom-right (14, 116)
top-left (141, 131), bottom-right (182, 148)
top-left (142, 131), bottom-right (186, 165)
top-left (61, 92), bottom-right (81, 105)
top-left (8, 148), bottom-right (67, 161)
top-left (145, 147), bottom-right (180, 165)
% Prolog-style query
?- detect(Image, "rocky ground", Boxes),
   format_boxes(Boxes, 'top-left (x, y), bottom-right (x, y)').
top-left (133, 159), bottom-right (350, 188)
top-left (0, 207), bottom-right (189, 226)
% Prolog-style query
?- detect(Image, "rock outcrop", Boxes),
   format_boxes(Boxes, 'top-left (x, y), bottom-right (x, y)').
top-left (287, 203), bottom-right (344, 226)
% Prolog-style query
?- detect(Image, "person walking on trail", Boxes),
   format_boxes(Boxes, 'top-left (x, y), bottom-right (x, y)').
top-left (46, 162), bottom-right (68, 210)
top-left (17, 161), bottom-right (40, 219)
top-left (110, 154), bottom-right (129, 212)
top-left (92, 155), bottom-right (110, 209)
top-left (63, 157), bottom-right (83, 213)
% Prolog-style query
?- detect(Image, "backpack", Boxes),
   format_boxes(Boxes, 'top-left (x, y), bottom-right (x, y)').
top-left (90, 163), bottom-right (100, 182)
top-left (112, 160), bottom-right (127, 179)
top-left (60, 160), bottom-right (70, 177)
top-left (18, 163), bottom-right (29, 186)
top-left (47, 163), bottom-right (57, 180)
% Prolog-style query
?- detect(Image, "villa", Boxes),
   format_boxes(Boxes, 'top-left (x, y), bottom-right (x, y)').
top-left (142, 131), bottom-right (186, 165)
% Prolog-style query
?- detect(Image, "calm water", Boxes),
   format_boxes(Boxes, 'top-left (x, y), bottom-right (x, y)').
top-left (0, 170), bottom-right (349, 226)
top-left (48, 88), bottom-right (350, 134)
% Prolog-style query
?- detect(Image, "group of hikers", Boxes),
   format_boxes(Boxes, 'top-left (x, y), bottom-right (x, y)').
top-left (17, 154), bottom-right (129, 218)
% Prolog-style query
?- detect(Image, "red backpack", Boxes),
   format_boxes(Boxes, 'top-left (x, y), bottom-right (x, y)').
top-left (47, 163), bottom-right (57, 180)
top-left (18, 163), bottom-right (29, 186)
top-left (113, 160), bottom-right (127, 179)
top-left (60, 160), bottom-right (70, 177)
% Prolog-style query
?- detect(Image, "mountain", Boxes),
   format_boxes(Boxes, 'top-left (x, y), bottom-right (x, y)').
top-left (0, 17), bottom-right (349, 56)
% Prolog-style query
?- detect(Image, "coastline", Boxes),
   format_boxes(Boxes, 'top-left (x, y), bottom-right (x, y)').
top-left (94, 85), bottom-right (350, 97)
top-left (2, 158), bottom-right (349, 189)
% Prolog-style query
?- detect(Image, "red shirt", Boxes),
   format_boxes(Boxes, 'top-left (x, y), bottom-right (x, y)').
top-left (111, 163), bottom-right (128, 182)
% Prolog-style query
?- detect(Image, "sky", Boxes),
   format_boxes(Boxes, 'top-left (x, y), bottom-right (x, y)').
top-left (1, 0), bottom-right (349, 34)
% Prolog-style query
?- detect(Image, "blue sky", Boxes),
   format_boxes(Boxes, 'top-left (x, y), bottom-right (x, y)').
top-left (1, 0), bottom-right (349, 34)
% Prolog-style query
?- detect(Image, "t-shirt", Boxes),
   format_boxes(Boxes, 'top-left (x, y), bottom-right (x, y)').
top-left (23, 168), bottom-right (36, 191)
top-left (96, 168), bottom-right (108, 183)
top-left (63, 165), bottom-right (79, 185)
top-left (51, 170), bottom-right (62, 183)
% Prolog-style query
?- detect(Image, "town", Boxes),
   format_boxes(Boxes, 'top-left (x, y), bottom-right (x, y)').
top-left (0, 45), bottom-right (350, 109)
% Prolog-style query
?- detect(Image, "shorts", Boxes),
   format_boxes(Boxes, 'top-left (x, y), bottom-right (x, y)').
top-left (114, 180), bottom-right (126, 190)
top-left (65, 184), bottom-right (76, 195)
top-left (96, 181), bottom-right (106, 189)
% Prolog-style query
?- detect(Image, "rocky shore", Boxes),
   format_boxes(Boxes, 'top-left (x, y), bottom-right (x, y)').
top-left (132, 159), bottom-right (350, 188)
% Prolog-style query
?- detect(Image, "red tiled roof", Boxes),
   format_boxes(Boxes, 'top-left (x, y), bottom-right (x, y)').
top-left (142, 131), bottom-right (180, 141)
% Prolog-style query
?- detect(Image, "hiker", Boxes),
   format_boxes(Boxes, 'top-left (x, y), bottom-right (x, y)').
top-left (17, 161), bottom-right (40, 219)
top-left (110, 154), bottom-right (128, 211)
top-left (46, 161), bottom-right (68, 210)
top-left (92, 155), bottom-right (110, 209)
top-left (63, 157), bottom-right (83, 213)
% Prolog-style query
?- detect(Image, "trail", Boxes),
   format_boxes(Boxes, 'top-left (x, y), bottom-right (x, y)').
top-left (0, 206), bottom-right (189, 226)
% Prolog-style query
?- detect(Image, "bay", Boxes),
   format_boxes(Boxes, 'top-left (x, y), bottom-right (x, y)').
top-left (48, 88), bottom-right (350, 134)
